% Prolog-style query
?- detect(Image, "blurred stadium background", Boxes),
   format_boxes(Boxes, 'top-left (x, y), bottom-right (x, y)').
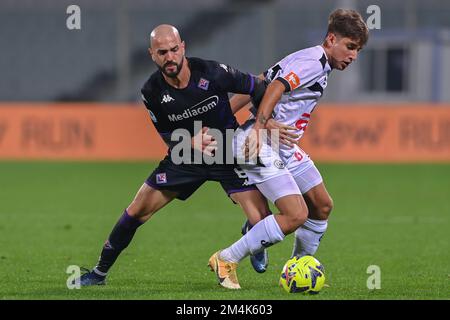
top-left (0, 0), bottom-right (449, 300)
top-left (2, 0), bottom-right (450, 102)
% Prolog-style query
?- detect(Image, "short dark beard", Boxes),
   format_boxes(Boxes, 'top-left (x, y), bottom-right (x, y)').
top-left (159, 58), bottom-right (184, 78)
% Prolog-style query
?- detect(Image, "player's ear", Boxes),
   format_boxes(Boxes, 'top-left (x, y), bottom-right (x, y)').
top-left (327, 33), bottom-right (337, 47)
top-left (148, 48), bottom-right (155, 61)
top-left (325, 33), bottom-right (338, 48)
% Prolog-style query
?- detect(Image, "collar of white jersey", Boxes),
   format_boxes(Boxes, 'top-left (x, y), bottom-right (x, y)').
top-left (318, 45), bottom-right (332, 72)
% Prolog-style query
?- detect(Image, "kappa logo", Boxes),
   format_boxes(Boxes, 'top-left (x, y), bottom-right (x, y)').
top-left (156, 173), bottom-right (167, 184)
top-left (161, 94), bottom-right (175, 103)
top-left (284, 71), bottom-right (301, 90)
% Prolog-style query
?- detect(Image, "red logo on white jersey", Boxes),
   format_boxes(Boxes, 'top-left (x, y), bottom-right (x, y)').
top-left (294, 147), bottom-right (307, 161)
top-left (294, 151), bottom-right (303, 161)
top-left (295, 113), bottom-right (311, 133)
top-left (284, 72), bottom-right (301, 90)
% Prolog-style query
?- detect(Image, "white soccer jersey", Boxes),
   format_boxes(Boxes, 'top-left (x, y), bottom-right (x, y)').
top-left (233, 45), bottom-right (331, 195)
top-left (261, 45), bottom-right (332, 161)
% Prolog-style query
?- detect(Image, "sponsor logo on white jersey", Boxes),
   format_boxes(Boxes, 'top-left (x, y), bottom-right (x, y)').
top-left (285, 72), bottom-right (300, 89)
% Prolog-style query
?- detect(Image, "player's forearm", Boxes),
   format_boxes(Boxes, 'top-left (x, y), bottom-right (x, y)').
top-left (230, 94), bottom-right (252, 114)
top-left (230, 74), bottom-right (267, 115)
top-left (253, 80), bottom-right (285, 129)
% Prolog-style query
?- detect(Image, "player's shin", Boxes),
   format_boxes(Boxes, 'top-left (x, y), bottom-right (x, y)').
top-left (220, 215), bottom-right (284, 263)
top-left (94, 210), bottom-right (144, 275)
top-left (292, 218), bottom-right (328, 257)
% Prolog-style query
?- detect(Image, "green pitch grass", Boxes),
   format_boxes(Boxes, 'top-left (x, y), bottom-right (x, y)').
top-left (0, 161), bottom-right (448, 300)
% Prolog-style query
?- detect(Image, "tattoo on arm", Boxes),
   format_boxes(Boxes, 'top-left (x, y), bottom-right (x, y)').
top-left (258, 114), bottom-right (267, 125)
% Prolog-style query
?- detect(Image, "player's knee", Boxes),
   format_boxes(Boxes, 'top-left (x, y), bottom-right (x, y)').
top-left (285, 207), bottom-right (308, 233)
top-left (127, 200), bottom-right (156, 221)
top-left (319, 196), bottom-right (333, 219)
top-left (294, 210), bottom-right (308, 227)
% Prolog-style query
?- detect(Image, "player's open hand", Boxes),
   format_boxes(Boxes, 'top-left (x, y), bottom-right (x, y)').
top-left (192, 127), bottom-right (218, 156)
top-left (266, 118), bottom-right (299, 147)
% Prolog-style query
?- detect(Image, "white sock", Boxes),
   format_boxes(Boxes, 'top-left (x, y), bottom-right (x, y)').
top-left (220, 215), bottom-right (285, 263)
top-left (292, 218), bottom-right (328, 257)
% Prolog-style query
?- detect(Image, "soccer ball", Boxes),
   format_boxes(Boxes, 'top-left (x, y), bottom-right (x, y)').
top-left (279, 255), bottom-right (325, 294)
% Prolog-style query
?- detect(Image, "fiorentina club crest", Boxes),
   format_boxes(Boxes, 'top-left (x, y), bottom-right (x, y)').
top-left (198, 78), bottom-right (210, 90)
top-left (156, 173), bottom-right (167, 184)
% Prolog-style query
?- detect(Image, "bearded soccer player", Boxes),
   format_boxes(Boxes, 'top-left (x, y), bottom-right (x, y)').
top-left (208, 9), bottom-right (369, 289)
top-left (77, 24), bottom-right (278, 286)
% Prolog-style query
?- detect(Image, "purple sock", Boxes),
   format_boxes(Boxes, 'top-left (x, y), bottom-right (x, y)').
top-left (95, 210), bottom-right (143, 274)
top-left (117, 209), bottom-right (143, 230)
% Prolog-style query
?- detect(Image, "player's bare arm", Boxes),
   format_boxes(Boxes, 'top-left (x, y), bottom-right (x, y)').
top-left (229, 93), bottom-right (252, 114)
top-left (244, 79), bottom-right (286, 158)
top-left (230, 71), bottom-right (298, 148)
top-left (229, 73), bottom-right (266, 114)
top-left (254, 79), bottom-right (285, 129)
top-left (231, 99), bottom-right (298, 150)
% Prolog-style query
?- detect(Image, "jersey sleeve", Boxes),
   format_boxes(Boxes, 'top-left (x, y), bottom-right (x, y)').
top-left (212, 61), bottom-right (259, 95)
top-left (140, 90), bottom-right (173, 147)
top-left (269, 58), bottom-right (323, 93)
top-left (211, 61), bottom-right (267, 109)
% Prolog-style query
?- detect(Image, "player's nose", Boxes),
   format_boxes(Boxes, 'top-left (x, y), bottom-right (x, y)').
top-left (166, 50), bottom-right (176, 61)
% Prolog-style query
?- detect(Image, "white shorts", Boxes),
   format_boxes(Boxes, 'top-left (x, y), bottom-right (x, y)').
top-left (233, 120), bottom-right (323, 202)
top-left (233, 120), bottom-right (291, 185)
top-left (292, 163), bottom-right (323, 194)
top-left (257, 174), bottom-right (301, 203)
top-left (285, 147), bottom-right (323, 194)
